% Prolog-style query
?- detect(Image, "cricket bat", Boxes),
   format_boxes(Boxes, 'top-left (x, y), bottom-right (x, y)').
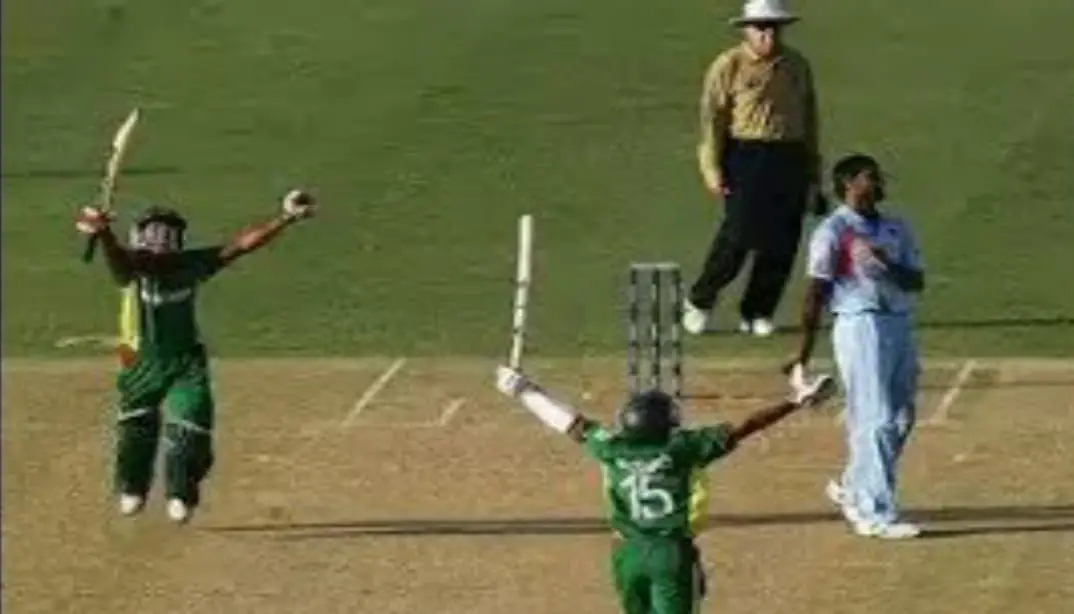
top-left (82, 108), bottom-right (141, 263)
top-left (508, 214), bottom-right (534, 369)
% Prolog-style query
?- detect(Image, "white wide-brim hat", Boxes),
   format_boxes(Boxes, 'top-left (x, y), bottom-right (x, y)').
top-left (730, 0), bottom-right (799, 26)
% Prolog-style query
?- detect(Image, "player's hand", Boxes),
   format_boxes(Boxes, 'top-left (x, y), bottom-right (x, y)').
top-left (75, 205), bottom-right (113, 235)
top-left (850, 237), bottom-right (888, 271)
top-left (495, 365), bottom-right (532, 398)
top-left (788, 364), bottom-right (837, 407)
top-left (868, 244), bottom-right (892, 266)
top-left (281, 189), bottom-right (316, 221)
top-left (702, 170), bottom-right (730, 198)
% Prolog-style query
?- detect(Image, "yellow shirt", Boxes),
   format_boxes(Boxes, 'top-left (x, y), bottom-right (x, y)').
top-left (116, 282), bottom-right (140, 366)
top-left (689, 470), bottom-right (709, 534)
top-left (697, 43), bottom-right (820, 185)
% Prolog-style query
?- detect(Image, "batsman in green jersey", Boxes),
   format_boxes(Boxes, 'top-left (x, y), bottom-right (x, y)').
top-left (494, 365), bottom-right (836, 614)
top-left (75, 189), bottom-right (316, 524)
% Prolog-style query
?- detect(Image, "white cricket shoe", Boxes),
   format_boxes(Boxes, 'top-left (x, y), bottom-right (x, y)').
top-left (681, 300), bottom-right (710, 335)
top-left (825, 479), bottom-right (847, 507)
top-left (825, 480), bottom-right (866, 524)
top-left (852, 519), bottom-right (922, 540)
top-left (737, 318), bottom-right (776, 337)
top-left (166, 498), bottom-right (193, 524)
top-left (118, 494), bottom-right (145, 516)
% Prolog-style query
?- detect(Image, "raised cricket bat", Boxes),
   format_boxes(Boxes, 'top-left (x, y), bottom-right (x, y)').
top-left (508, 214), bottom-right (534, 369)
top-left (82, 108), bottom-right (141, 263)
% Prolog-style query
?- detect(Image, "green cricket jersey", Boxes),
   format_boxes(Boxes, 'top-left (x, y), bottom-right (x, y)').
top-left (120, 248), bottom-right (225, 356)
top-left (582, 422), bottom-right (736, 540)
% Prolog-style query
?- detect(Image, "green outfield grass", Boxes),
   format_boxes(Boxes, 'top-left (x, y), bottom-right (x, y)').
top-left (4, 0), bottom-right (1074, 358)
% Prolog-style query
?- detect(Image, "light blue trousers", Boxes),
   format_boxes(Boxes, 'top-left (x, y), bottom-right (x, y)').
top-left (832, 312), bottom-right (919, 523)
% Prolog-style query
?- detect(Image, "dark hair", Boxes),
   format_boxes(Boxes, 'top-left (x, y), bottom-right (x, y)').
top-left (831, 154), bottom-right (880, 198)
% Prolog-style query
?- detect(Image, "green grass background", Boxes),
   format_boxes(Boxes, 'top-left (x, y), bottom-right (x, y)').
top-left (4, 0), bottom-right (1074, 358)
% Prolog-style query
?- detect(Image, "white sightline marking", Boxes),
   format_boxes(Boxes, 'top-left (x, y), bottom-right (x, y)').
top-left (928, 359), bottom-right (977, 425)
top-left (438, 398), bottom-right (465, 427)
top-left (55, 334), bottom-right (118, 348)
top-left (341, 358), bottom-right (406, 427)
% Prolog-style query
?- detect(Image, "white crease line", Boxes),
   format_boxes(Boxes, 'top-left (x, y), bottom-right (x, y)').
top-left (438, 398), bottom-right (466, 427)
top-left (928, 359), bottom-right (977, 425)
top-left (340, 358), bottom-right (407, 428)
top-left (345, 422), bottom-right (443, 430)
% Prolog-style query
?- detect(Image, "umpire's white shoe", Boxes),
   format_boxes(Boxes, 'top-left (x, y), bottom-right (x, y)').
top-left (739, 318), bottom-right (776, 337)
top-left (682, 300), bottom-right (710, 335)
top-left (852, 519), bottom-right (922, 540)
top-left (751, 318), bottom-right (776, 337)
top-left (118, 494), bottom-right (145, 516)
top-left (166, 498), bottom-right (193, 524)
top-left (825, 479), bottom-right (847, 507)
top-left (825, 480), bottom-right (867, 524)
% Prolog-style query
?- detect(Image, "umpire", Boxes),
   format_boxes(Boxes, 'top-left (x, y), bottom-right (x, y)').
top-left (682, 0), bottom-right (822, 338)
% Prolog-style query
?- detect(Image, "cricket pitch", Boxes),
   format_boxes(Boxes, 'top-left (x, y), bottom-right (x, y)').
top-left (3, 357), bottom-right (1074, 614)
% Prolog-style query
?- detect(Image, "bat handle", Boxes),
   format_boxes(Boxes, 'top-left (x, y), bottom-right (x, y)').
top-left (82, 235), bottom-right (100, 263)
top-left (81, 194), bottom-right (111, 263)
top-left (508, 335), bottom-right (524, 371)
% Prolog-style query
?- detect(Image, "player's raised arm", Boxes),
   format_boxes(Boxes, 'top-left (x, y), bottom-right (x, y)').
top-left (682, 367), bottom-right (837, 469)
top-left (494, 364), bottom-right (835, 450)
top-left (726, 368), bottom-right (835, 446)
top-left (76, 206), bottom-right (135, 285)
top-left (217, 189), bottom-right (316, 266)
top-left (494, 366), bottom-right (596, 442)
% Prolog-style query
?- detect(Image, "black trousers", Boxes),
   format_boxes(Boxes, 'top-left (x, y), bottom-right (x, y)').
top-left (689, 139), bottom-right (811, 320)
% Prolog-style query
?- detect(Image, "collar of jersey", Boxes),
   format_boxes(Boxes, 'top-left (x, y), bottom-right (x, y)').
top-left (835, 203), bottom-right (886, 223)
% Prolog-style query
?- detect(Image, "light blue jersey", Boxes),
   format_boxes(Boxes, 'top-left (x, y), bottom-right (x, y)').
top-left (806, 205), bottom-right (923, 315)
top-left (807, 204), bottom-right (924, 525)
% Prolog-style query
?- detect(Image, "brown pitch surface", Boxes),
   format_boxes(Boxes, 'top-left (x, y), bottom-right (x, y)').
top-left (4, 357), bottom-right (1074, 614)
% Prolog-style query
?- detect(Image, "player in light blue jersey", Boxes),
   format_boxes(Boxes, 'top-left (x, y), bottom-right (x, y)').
top-left (787, 153), bottom-right (925, 539)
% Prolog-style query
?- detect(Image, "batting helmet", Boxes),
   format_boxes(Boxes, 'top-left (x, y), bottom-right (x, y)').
top-left (616, 389), bottom-right (681, 442)
top-left (130, 206), bottom-right (187, 251)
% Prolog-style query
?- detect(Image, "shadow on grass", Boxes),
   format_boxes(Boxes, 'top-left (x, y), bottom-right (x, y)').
top-left (205, 503), bottom-right (1074, 540)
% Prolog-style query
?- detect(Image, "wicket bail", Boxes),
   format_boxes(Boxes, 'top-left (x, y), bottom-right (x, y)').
top-left (627, 262), bottom-right (684, 398)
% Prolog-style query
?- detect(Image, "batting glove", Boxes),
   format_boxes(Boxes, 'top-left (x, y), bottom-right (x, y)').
top-left (281, 189), bottom-right (316, 221)
top-left (789, 363), bottom-right (837, 407)
top-left (75, 206), bottom-right (114, 235)
top-left (495, 365), bottom-right (533, 398)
